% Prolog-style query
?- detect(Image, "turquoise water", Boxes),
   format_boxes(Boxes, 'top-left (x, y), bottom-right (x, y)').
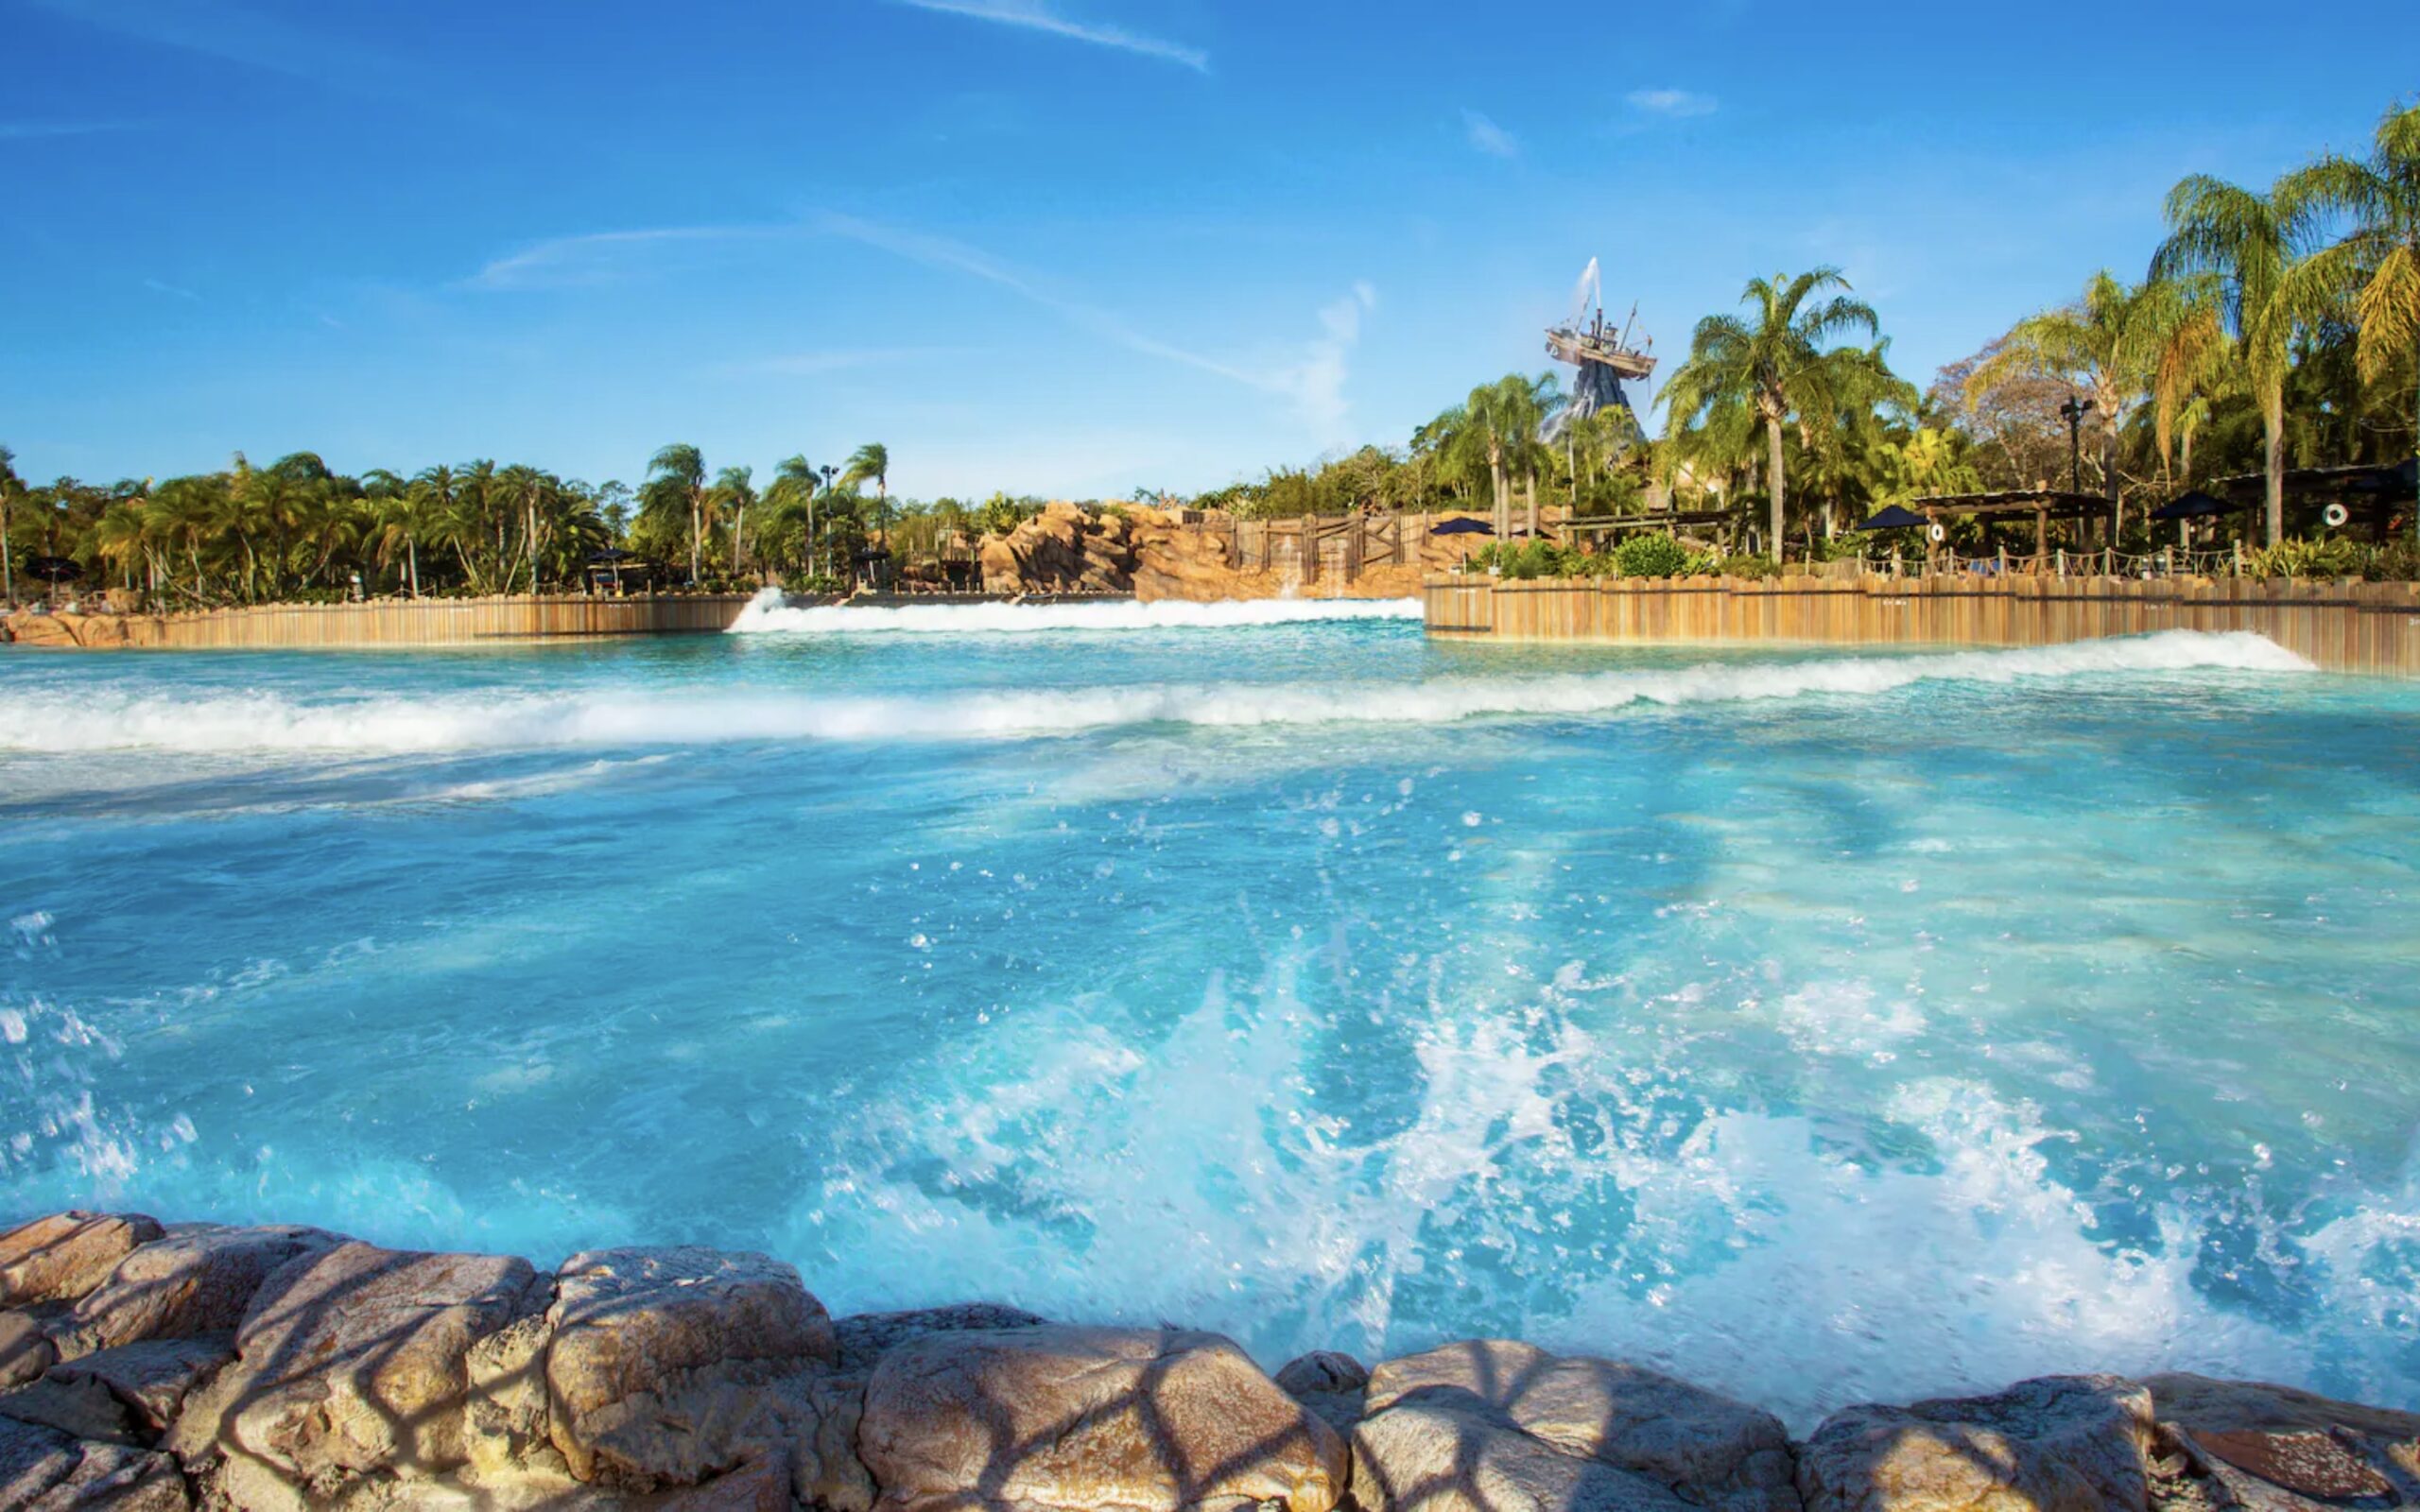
top-left (4, 599), bottom-right (2417, 1421)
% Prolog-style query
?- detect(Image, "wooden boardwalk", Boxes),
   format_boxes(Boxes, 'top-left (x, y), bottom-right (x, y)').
top-left (1423, 574), bottom-right (2420, 677)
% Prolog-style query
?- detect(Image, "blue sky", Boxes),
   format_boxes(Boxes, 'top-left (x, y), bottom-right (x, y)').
top-left (3, 0), bottom-right (2414, 499)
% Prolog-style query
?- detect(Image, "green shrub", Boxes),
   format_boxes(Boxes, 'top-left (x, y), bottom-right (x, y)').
top-left (1716, 554), bottom-right (1781, 580)
top-left (2244, 537), bottom-right (2370, 579)
top-left (2366, 539), bottom-right (2419, 581)
top-left (1610, 534), bottom-right (1692, 579)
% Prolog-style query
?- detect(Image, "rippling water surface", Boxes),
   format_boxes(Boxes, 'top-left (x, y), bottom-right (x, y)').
top-left (4, 598), bottom-right (2417, 1422)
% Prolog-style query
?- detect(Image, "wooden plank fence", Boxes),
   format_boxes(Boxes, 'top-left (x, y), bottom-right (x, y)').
top-left (9, 593), bottom-right (758, 650)
top-left (1423, 574), bottom-right (2420, 677)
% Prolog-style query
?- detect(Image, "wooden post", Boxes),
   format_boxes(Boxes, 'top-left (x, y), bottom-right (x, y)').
top-left (2034, 508), bottom-right (2048, 559)
top-left (1301, 514), bottom-right (1318, 585)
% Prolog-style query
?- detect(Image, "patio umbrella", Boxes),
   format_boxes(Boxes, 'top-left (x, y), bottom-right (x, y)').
top-left (2149, 490), bottom-right (2228, 521)
top-left (1854, 505), bottom-right (1928, 531)
top-left (25, 555), bottom-right (82, 583)
top-left (1429, 517), bottom-right (1495, 536)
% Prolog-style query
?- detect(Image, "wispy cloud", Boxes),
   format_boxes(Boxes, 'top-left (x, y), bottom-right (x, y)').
top-left (1626, 88), bottom-right (1718, 119)
top-left (142, 277), bottom-right (199, 300)
top-left (463, 226), bottom-right (782, 291)
top-left (0, 120), bottom-right (142, 140)
top-left (1272, 283), bottom-right (1378, 440)
top-left (889, 0), bottom-right (1208, 74)
top-left (815, 214), bottom-right (1372, 436)
top-left (462, 212), bottom-right (1373, 436)
top-left (1461, 110), bottom-right (1518, 160)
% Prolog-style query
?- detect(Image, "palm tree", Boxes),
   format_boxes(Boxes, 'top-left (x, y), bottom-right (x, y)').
top-left (2153, 177), bottom-right (2300, 545)
top-left (1494, 372), bottom-right (1564, 537)
top-left (843, 444), bottom-right (890, 584)
top-left (767, 455), bottom-right (821, 577)
top-left (1963, 271), bottom-right (2213, 538)
top-left (713, 465), bottom-right (758, 576)
top-left (646, 444), bottom-right (710, 584)
top-left (2278, 99), bottom-right (2420, 523)
top-left (499, 464), bottom-right (553, 594)
top-left (0, 446), bottom-right (25, 605)
top-left (1454, 384), bottom-right (1521, 533)
top-left (1658, 268), bottom-right (1884, 559)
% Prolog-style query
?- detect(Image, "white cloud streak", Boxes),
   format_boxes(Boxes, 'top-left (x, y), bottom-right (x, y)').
top-left (460, 214), bottom-right (1373, 437)
top-left (462, 227), bottom-right (779, 291)
top-left (889, 0), bottom-right (1208, 73)
top-left (1461, 110), bottom-right (1518, 160)
top-left (1626, 88), bottom-right (1718, 119)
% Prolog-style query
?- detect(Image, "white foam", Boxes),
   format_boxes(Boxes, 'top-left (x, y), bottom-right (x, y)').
top-left (727, 589), bottom-right (1423, 635)
top-left (0, 632), bottom-right (2312, 756)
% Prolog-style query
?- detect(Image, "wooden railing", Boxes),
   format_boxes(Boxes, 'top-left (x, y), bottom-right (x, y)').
top-left (1422, 574), bottom-right (2420, 677)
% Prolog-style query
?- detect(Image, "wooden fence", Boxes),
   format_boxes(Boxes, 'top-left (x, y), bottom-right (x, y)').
top-left (1423, 574), bottom-right (2420, 677)
top-left (7, 593), bottom-right (758, 650)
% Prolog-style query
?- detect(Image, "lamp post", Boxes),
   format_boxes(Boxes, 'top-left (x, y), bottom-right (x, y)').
top-left (819, 464), bottom-right (838, 580)
top-left (2059, 394), bottom-right (2096, 539)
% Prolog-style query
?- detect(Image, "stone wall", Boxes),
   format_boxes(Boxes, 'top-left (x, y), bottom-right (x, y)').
top-left (6, 1211), bottom-right (2415, 1511)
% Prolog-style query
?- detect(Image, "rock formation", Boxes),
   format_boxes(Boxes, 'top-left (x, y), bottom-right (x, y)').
top-left (8, 1209), bottom-right (2419, 1512)
top-left (977, 503), bottom-right (1471, 602)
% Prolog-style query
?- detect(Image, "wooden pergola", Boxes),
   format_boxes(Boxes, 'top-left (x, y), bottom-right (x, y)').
top-left (1902, 490), bottom-right (2113, 555)
top-left (1561, 508), bottom-right (1737, 539)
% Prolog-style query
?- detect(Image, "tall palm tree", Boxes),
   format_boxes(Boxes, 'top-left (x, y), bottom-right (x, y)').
top-left (843, 444), bottom-right (890, 583)
top-left (499, 463), bottom-right (554, 595)
top-left (2278, 99), bottom-right (2420, 519)
top-left (0, 446), bottom-right (25, 605)
top-left (1455, 384), bottom-right (1521, 533)
top-left (844, 442), bottom-right (890, 538)
top-left (647, 444), bottom-right (710, 584)
top-left (1494, 372), bottom-right (1564, 537)
top-left (2153, 177), bottom-right (2300, 545)
top-left (406, 465), bottom-right (460, 595)
top-left (1658, 268), bottom-right (1884, 559)
top-left (1963, 271), bottom-right (2211, 538)
top-left (768, 455), bottom-right (821, 576)
top-left (713, 465), bottom-right (758, 576)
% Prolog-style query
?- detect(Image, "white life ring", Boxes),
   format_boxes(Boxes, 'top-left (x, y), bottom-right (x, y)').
top-left (1927, 523), bottom-right (1946, 543)
top-left (2323, 503), bottom-right (2350, 528)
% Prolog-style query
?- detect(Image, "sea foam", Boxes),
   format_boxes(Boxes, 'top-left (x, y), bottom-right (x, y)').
top-left (0, 632), bottom-right (2311, 755)
top-left (726, 589), bottom-right (1424, 635)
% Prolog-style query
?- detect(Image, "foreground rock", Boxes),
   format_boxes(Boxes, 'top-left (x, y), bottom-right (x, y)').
top-left (16, 1210), bottom-right (2420, 1512)
top-left (0, 1213), bottom-right (165, 1309)
top-left (0, 1413), bottom-right (188, 1510)
top-left (61, 1224), bottom-right (336, 1358)
top-left (1355, 1398), bottom-right (1699, 1512)
top-left (1278, 1350), bottom-right (1370, 1435)
top-left (545, 1246), bottom-right (847, 1495)
top-left (1798, 1375), bottom-right (2153, 1512)
top-left (1362, 1341), bottom-right (1799, 1512)
top-left (178, 1240), bottom-right (542, 1488)
top-left (858, 1325), bottom-right (1347, 1512)
top-left (2148, 1374), bottom-right (2420, 1510)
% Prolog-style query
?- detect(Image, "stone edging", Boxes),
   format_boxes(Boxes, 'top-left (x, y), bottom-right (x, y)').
top-left (5, 1211), bottom-right (2415, 1511)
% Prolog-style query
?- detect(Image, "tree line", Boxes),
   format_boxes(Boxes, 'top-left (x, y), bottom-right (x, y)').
top-left (6, 99), bottom-right (2411, 603)
top-left (1208, 97), bottom-right (2420, 559)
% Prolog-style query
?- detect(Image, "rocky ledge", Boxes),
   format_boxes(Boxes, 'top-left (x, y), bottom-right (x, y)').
top-left (5, 1211), bottom-right (2415, 1512)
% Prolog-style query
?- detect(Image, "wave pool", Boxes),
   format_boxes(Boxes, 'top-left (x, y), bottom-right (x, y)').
top-left (4, 601), bottom-right (2417, 1423)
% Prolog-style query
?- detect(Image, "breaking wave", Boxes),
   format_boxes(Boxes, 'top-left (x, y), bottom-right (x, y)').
top-left (725, 590), bottom-right (1422, 635)
top-left (0, 632), bottom-right (2310, 755)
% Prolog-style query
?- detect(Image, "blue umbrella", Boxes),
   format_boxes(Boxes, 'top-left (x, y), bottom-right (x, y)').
top-left (1430, 517), bottom-right (1495, 536)
top-left (1854, 505), bottom-right (1928, 531)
